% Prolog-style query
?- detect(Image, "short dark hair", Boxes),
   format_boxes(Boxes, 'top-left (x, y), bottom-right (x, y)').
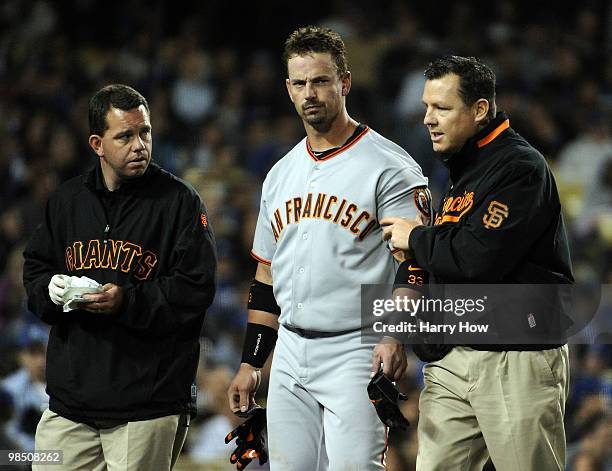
top-left (88, 84), bottom-right (149, 136)
top-left (424, 56), bottom-right (496, 119)
top-left (283, 25), bottom-right (348, 77)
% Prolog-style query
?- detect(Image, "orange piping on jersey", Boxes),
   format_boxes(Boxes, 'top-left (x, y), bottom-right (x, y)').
top-left (250, 250), bottom-right (271, 266)
top-left (306, 126), bottom-right (370, 162)
top-left (380, 426), bottom-right (389, 467)
top-left (477, 119), bottom-right (509, 148)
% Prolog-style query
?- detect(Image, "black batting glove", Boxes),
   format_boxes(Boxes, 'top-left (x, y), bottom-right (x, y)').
top-left (225, 406), bottom-right (268, 470)
top-left (367, 370), bottom-right (410, 430)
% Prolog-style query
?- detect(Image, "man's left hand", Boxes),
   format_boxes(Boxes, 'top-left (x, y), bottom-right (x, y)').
top-left (82, 284), bottom-right (124, 314)
top-left (380, 216), bottom-right (423, 251)
top-left (371, 337), bottom-right (407, 381)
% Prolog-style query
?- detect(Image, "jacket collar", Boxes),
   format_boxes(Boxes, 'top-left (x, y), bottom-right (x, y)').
top-left (84, 161), bottom-right (158, 193)
top-left (439, 112), bottom-right (510, 176)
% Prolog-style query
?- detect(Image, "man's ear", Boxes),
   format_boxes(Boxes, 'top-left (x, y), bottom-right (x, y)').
top-left (474, 98), bottom-right (490, 124)
top-left (89, 135), bottom-right (104, 157)
top-left (341, 71), bottom-right (351, 96)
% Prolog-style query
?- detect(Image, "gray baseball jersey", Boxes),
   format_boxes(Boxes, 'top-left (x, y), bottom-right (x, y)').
top-left (251, 125), bottom-right (427, 332)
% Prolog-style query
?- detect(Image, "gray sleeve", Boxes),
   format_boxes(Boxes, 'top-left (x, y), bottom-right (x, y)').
top-left (251, 182), bottom-right (276, 264)
top-left (377, 163), bottom-right (428, 221)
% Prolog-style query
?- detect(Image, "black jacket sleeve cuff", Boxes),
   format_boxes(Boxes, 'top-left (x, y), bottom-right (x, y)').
top-left (409, 225), bottom-right (427, 252)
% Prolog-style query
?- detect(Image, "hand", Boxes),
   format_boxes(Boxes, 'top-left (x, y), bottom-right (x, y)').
top-left (225, 407), bottom-right (268, 470)
top-left (371, 337), bottom-right (407, 381)
top-left (380, 216), bottom-right (423, 251)
top-left (81, 283), bottom-right (124, 315)
top-left (228, 363), bottom-right (261, 414)
top-left (48, 274), bottom-right (69, 305)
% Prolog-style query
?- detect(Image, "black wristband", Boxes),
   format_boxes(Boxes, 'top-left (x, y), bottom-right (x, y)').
top-left (393, 259), bottom-right (428, 292)
top-left (248, 279), bottom-right (281, 315)
top-left (241, 323), bottom-right (278, 368)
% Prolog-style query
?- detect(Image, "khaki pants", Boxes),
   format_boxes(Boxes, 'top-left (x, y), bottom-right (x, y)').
top-left (416, 345), bottom-right (569, 471)
top-left (33, 409), bottom-right (189, 471)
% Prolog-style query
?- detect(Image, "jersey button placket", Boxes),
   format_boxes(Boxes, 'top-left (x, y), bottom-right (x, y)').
top-left (292, 163), bottom-right (316, 324)
top-left (293, 233), bottom-right (310, 321)
top-left (292, 230), bottom-right (308, 321)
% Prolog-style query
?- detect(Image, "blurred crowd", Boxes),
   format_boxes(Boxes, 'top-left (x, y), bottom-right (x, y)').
top-left (0, 1), bottom-right (611, 470)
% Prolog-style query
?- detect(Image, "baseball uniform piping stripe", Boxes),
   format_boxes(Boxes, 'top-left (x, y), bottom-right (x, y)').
top-left (380, 426), bottom-right (389, 467)
top-left (250, 250), bottom-right (271, 265)
top-left (476, 119), bottom-right (509, 148)
top-left (306, 126), bottom-right (370, 162)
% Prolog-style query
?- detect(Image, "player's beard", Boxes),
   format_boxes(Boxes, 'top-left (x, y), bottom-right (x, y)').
top-left (300, 103), bottom-right (338, 133)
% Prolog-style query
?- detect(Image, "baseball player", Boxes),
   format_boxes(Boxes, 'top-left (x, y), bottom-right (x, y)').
top-left (227, 26), bottom-right (427, 470)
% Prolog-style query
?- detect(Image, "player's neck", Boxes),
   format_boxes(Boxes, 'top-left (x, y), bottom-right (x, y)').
top-left (306, 113), bottom-right (358, 152)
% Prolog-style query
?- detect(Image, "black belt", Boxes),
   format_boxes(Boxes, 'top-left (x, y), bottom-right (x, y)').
top-left (283, 324), bottom-right (360, 339)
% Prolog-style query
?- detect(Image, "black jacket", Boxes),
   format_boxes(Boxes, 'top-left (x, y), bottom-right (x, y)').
top-left (23, 162), bottom-right (217, 422)
top-left (409, 113), bottom-right (573, 349)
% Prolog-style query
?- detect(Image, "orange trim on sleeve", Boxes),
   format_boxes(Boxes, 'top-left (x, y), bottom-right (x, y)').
top-left (306, 126), bottom-right (369, 162)
top-left (250, 250), bottom-right (271, 266)
top-left (477, 119), bottom-right (509, 148)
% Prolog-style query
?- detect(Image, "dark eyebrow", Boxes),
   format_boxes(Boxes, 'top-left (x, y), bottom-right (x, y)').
top-left (422, 100), bottom-right (447, 107)
top-left (290, 75), bottom-right (331, 84)
top-left (113, 124), bottom-right (151, 138)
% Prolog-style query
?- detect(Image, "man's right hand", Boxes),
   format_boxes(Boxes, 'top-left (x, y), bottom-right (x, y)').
top-left (48, 274), bottom-right (68, 305)
top-left (380, 216), bottom-right (423, 251)
top-left (228, 363), bottom-right (262, 414)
